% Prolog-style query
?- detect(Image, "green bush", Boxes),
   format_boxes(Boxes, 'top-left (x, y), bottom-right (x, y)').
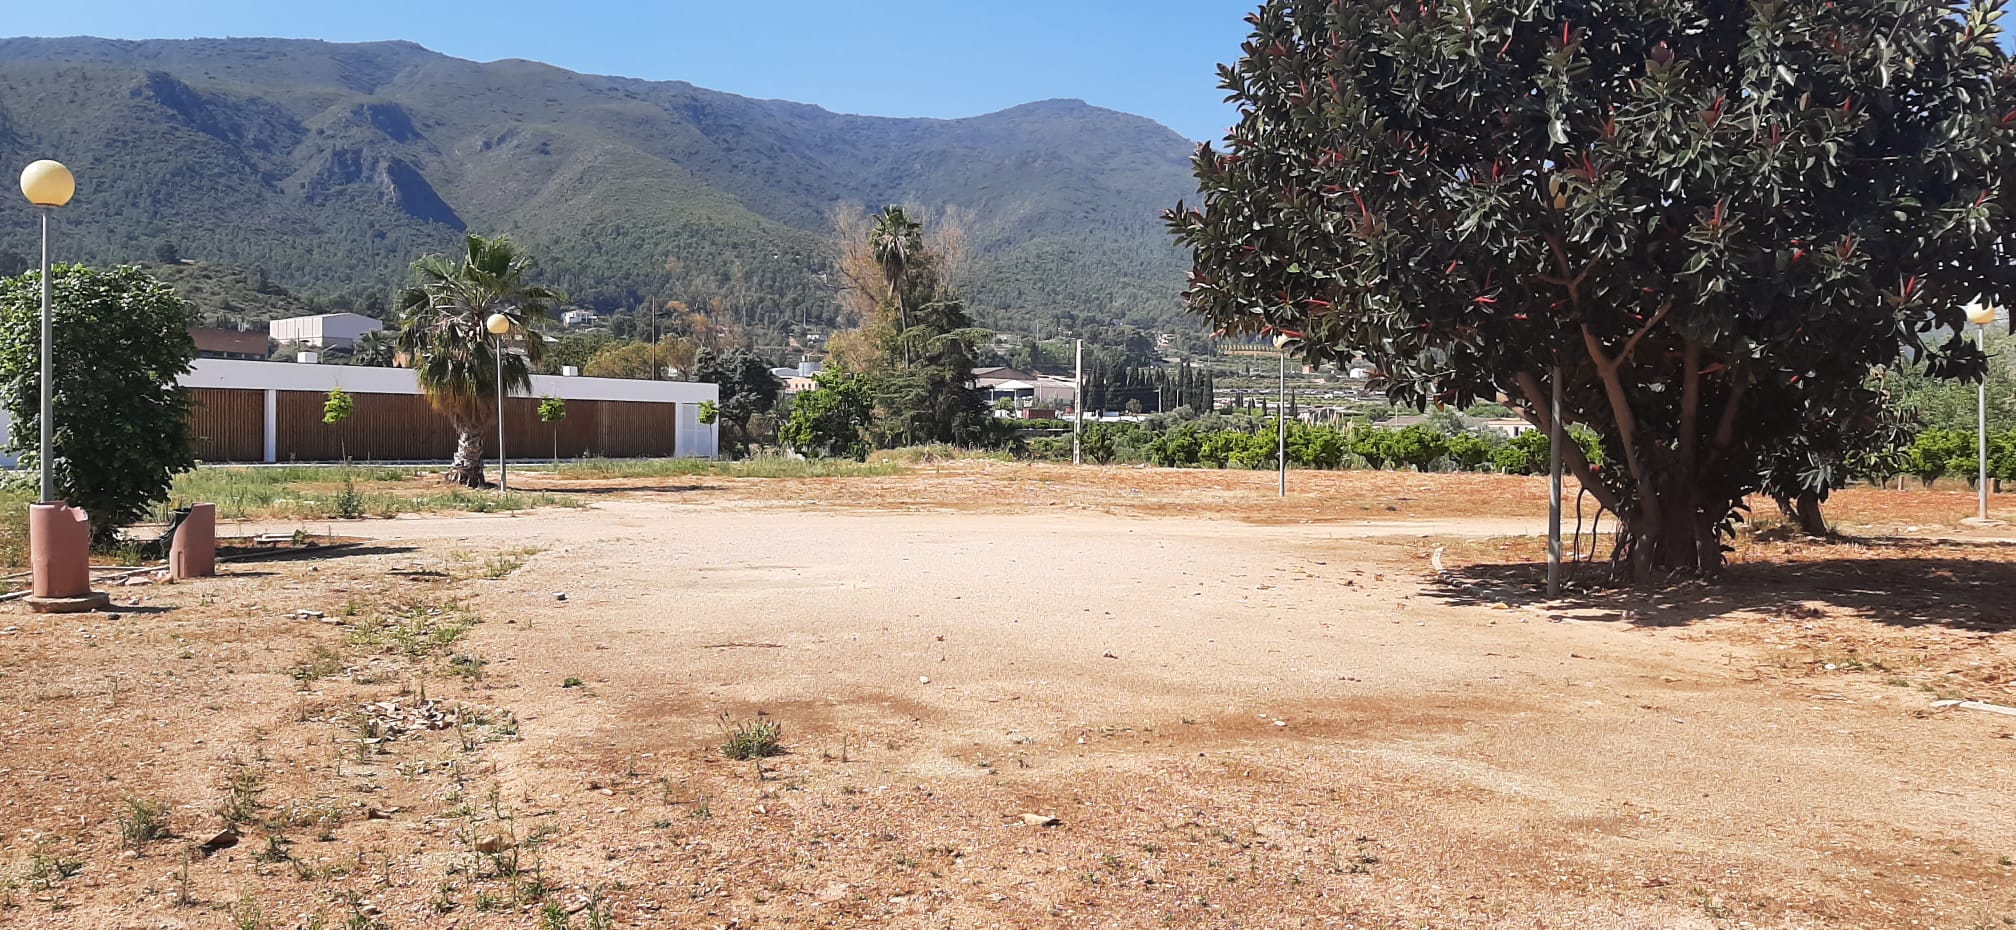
top-left (1445, 431), bottom-right (1499, 471)
top-left (1909, 429), bottom-right (1974, 486)
top-left (1388, 425), bottom-right (1450, 471)
top-left (0, 265), bottom-right (197, 541)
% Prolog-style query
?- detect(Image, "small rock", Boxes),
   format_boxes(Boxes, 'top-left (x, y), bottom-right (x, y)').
top-left (554, 592), bottom-right (569, 602)
top-left (474, 835), bottom-right (510, 855)
top-left (196, 828), bottom-right (239, 852)
top-left (1019, 813), bottom-right (1061, 827)
top-left (817, 881), bottom-right (850, 903)
top-left (1101, 651), bottom-right (1118, 659)
top-left (919, 676), bottom-right (931, 684)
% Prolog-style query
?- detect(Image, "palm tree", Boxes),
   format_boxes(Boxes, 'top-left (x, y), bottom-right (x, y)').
top-left (869, 206), bottom-right (925, 365)
top-left (395, 234), bottom-right (561, 488)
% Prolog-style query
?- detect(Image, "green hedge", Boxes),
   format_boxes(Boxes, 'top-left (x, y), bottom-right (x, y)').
top-left (1018, 416), bottom-right (1605, 474)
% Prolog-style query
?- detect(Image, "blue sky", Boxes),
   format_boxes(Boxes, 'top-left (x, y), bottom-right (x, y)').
top-left (13, 0), bottom-right (1253, 141)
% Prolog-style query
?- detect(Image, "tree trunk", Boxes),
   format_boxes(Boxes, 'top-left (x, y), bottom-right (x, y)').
top-left (1613, 479), bottom-right (1728, 583)
top-left (1794, 492), bottom-right (1828, 536)
top-left (445, 426), bottom-right (487, 488)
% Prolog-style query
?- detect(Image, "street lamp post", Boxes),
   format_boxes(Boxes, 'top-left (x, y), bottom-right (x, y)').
top-left (486, 313), bottom-right (512, 493)
top-left (1967, 301), bottom-right (1998, 522)
top-left (1274, 335), bottom-right (1291, 498)
top-left (20, 161), bottom-right (74, 503)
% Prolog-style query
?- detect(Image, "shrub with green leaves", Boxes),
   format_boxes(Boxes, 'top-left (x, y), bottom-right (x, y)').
top-left (0, 264), bottom-right (196, 541)
top-left (322, 387), bottom-right (354, 425)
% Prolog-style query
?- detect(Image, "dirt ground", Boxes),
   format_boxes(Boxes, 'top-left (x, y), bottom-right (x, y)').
top-left (3, 462), bottom-right (2014, 929)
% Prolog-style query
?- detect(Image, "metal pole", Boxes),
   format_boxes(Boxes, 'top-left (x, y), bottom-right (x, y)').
top-left (1073, 339), bottom-right (1083, 465)
top-left (1278, 350), bottom-right (1287, 498)
top-left (38, 209), bottom-right (54, 503)
top-left (1981, 323), bottom-right (1991, 522)
top-left (496, 341), bottom-right (508, 493)
top-left (1547, 365), bottom-right (1564, 597)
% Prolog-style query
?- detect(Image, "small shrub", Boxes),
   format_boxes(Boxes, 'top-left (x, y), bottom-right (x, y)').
top-left (217, 763), bottom-right (265, 825)
top-left (449, 654), bottom-right (488, 681)
top-left (561, 677), bottom-right (584, 689)
top-left (331, 477), bottom-right (366, 520)
top-left (118, 798), bottom-right (171, 852)
top-left (719, 715), bottom-right (783, 760)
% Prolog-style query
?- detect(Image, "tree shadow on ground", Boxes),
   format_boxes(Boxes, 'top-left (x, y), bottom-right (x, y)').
top-left (534, 485), bottom-right (717, 496)
top-left (1431, 537), bottom-right (2016, 633)
top-left (221, 544), bottom-right (420, 565)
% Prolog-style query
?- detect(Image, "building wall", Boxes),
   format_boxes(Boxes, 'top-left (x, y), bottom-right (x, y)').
top-left (187, 388), bottom-right (267, 462)
top-left (268, 315), bottom-right (382, 349)
top-left (182, 360), bottom-right (717, 463)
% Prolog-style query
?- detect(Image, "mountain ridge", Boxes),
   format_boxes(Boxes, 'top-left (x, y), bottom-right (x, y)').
top-left (0, 36), bottom-right (1198, 335)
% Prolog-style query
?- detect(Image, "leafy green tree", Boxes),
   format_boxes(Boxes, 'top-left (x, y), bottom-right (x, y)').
top-left (1389, 425), bottom-right (1450, 472)
top-left (542, 332), bottom-right (619, 375)
top-left (0, 265), bottom-right (196, 542)
top-left (395, 234), bottom-right (560, 487)
top-left (693, 348), bottom-right (782, 458)
top-left (1493, 430), bottom-right (1553, 477)
top-left (538, 396), bottom-right (567, 463)
top-left (1170, 0), bottom-right (2016, 580)
top-left (1908, 429), bottom-right (1975, 487)
top-left (779, 372), bottom-right (874, 460)
top-left (1345, 424), bottom-right (1394, 470)
top-left (1286, 422), bottom-right (1347, 468)
top-left (582, 341), bottom-right (657, 379)
top-left (1445, 431), bottom-right (1499, 472)
top-left (322, 387), bottom-right (357, 462)
top-left (322, 388), bottom-right (354, 425)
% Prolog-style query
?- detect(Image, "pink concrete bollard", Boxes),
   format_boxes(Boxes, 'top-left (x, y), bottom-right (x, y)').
top-left (169, 503), bottom-right (217, 580)
top-left (29, 502), bottom-right (93, 599)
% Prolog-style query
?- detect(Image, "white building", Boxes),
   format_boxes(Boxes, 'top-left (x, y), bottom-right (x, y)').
top-left (268, 313), bottom-right (384, 349)
top-left (561, 309), bottom-right (599, 327)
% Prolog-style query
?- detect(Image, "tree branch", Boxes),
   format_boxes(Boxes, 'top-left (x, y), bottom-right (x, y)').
top-left (1513, 369), bottom-right (1624, 514)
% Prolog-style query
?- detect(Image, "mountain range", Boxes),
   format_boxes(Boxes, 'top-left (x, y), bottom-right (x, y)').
top-left (0, 37), bottom-right (1200, 334)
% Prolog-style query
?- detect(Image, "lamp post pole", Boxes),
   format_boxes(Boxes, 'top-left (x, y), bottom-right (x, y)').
top-left (1273, 336), bottom-right (1291, 498)
top-left (1073, 339), bottom-right (1083, 465)
top-left (1277, 350), bottom-right (1287, 498)
top-left (1983, 323), bottom-right (1991, 523)
top-left (38, 208), bottom-right (54, 503)
top-left (1967, 302), bottom-right (1998, 522)
top-left (495, 344), bottom-right (507, 493)
top-left (1548, 365), bottom-right (1564, 598)
top-left (486, 313), bottom-right (513, 493)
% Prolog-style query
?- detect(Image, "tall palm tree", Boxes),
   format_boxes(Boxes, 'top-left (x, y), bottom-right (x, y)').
top-left (869, 206), bottom-right (925, 365)
top-left (395, 234), bottom-right (561, 488)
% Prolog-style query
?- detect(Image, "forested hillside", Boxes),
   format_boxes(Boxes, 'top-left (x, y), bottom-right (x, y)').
top-left (0, 38), bottom-right (1197, 335)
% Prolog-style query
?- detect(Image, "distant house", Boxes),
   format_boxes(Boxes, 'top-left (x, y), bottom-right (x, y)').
top-left (190, 327), bottom-right (270, 361)
top-left (268, 312), bottom-right (383, 349)
top-left (561, 309), bottom-right (599, 327)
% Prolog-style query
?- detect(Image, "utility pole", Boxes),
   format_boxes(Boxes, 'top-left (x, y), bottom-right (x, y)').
top-left (1073, 339), bottom-right (1083, 465)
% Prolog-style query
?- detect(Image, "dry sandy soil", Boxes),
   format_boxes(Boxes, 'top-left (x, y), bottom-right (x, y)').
top-left (2, 463), bottom-right (2013, 929)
